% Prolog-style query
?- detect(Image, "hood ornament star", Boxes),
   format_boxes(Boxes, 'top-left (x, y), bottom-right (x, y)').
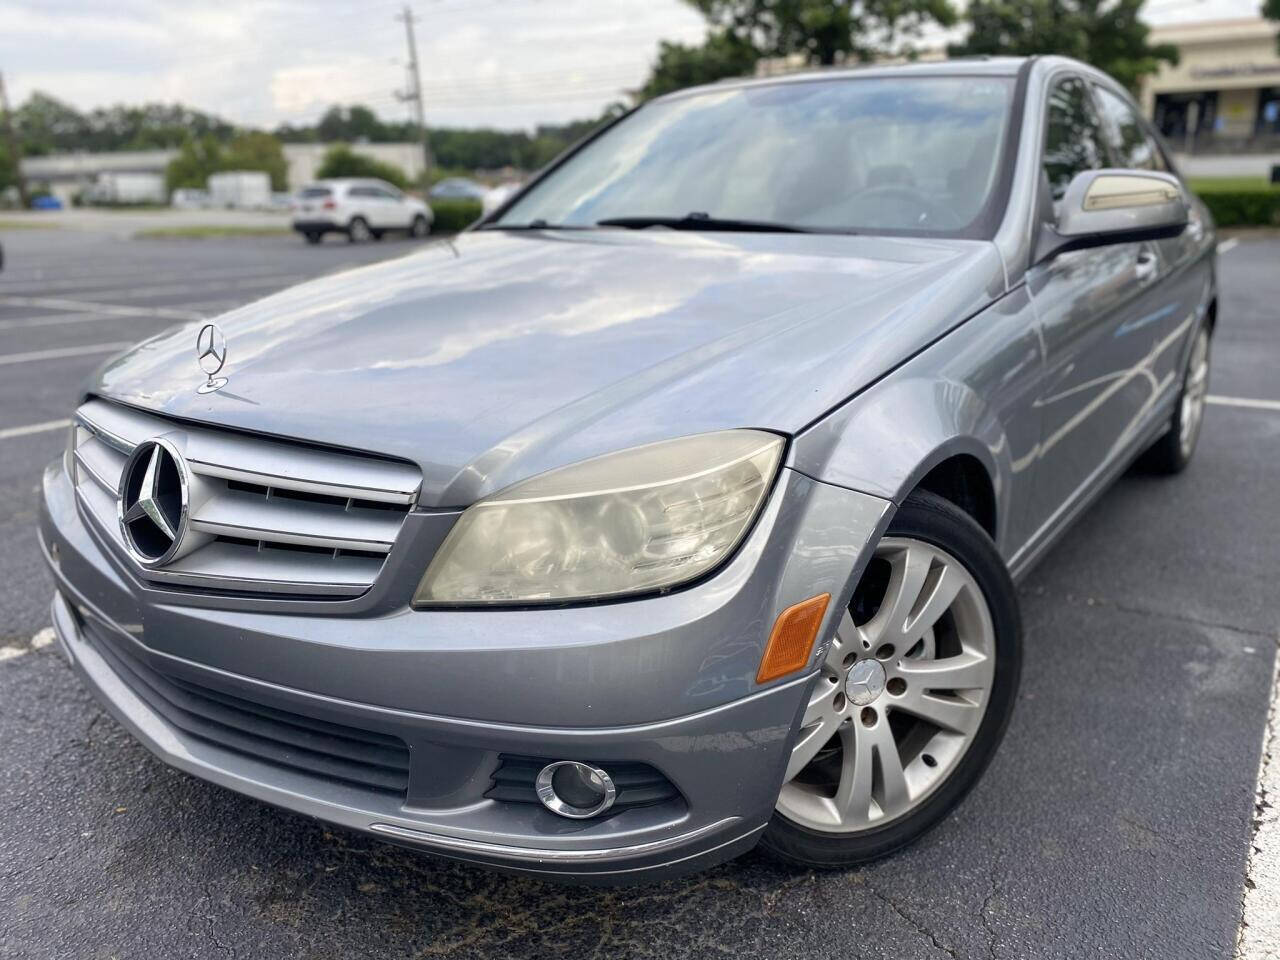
top-left (196, 323), bottom-right (229, 394)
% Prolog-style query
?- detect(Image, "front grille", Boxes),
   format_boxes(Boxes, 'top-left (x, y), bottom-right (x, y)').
top-left (86, 621), bottom-right (411, 796)
top-left (485, 754), bottom-right (681, 810)
top-left (71, 397), bottom-right (421, 597)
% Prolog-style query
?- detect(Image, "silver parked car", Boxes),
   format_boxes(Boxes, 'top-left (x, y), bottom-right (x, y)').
top-left (39, 57), bottom-right (1215, 883)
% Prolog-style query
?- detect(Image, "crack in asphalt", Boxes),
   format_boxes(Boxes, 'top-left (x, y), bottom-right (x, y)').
top-left (860, 877), bottom-right (958, 959)
top-left (978, 862), bottom-right (1002, 960)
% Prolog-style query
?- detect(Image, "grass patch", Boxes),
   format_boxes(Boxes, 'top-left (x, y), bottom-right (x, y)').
top-left (136, 225), bottom-right (292, 239)
top-left (1189, 176), bottom-right (1279, 193)
top-left (0, 218), bottom-right (61, 230)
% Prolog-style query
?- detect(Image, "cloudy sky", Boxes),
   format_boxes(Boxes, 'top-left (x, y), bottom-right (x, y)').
top-left (0, 0), bottom-right (1267, 133)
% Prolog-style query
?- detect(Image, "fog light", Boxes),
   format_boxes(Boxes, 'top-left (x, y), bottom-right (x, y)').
top-left (535, 761), bottom-right (617, 819)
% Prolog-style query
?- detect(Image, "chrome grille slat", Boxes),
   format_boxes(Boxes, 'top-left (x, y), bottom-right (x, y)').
top-left (189, 490), bottom-right (400, 553)
top-left (159, 543), bottom-right (385, 596)
top-left (76, 398), bottom-right (420, 505)
top-left (71, 398), bottom-right (420, 598)
top-left (74, 434), bottom-right (126, 496)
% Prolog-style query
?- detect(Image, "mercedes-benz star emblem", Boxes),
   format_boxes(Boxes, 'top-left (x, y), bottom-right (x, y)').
top-left (845, 659), bottom-right (887, 707)
top-left (195, 323), bottom-right (229, 394)
top-left (117, 438), bottom-right (189, 566)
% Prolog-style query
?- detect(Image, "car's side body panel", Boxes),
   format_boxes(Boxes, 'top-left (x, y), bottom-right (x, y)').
top-left (791, 284), bottom-right (1044, 561)
top-left (796, 57), bottom-right (1217, 577)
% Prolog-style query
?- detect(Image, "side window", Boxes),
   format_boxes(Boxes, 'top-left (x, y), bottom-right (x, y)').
top-left (1093, 84), bottom-right (1166, 172)
top-left (1043, 77), bottom-right (1108, 204)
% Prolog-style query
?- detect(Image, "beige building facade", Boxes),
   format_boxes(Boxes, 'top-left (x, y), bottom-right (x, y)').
top-left (1140, 18), bottom-right (1280, 153)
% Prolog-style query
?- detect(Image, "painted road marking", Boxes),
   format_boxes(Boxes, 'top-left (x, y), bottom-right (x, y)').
top-left (0, 311), bottom-right (117, 331)
top-left (0, 418), bottom-right (70, 440)
top-left (0, 264), bottom-right (298, 295)
top-left (0, 296), bottom-right (257, 331)
top-left (1238, 640), bottom-right (1280, 959)
top-left (12, 273), bottom-right (306, 304)
top-left (1218, 238), bottom-right (1240, 255)
top-left (0, 296), bottom-right (203, 321)
top-left (0, 342), bottom-right (131, 366)
top-left (0, 628), bottom-right (56, 664)
top-left (1208, 395), bottom-right (1280, 413)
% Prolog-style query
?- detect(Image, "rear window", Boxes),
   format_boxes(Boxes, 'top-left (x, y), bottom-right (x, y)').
top-left (298, 187), bottom-right (332, 198)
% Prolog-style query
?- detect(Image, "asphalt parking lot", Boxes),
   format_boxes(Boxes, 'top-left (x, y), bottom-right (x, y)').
top-left (1, 224), bottom-right (1277, 960)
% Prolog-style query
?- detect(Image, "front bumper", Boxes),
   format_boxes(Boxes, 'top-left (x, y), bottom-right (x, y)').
top-left (39, 456), bottom-right (889, 881)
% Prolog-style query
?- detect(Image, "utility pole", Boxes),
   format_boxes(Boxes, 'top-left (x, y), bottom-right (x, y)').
top-left (0, 71), bottom-right (29, 208)
top-left (395, 5), bottom-right (434, 181)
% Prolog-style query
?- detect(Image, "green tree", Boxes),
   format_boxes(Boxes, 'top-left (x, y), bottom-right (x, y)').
top-left (164, 134), bottom-right (223, 192)
top-left (315, 144), bottom-right (409, 188)
top-left (1265, 0), bottom-right (1280, 54)
top-left (639, 31), bottom-right (761, 99)
top-left (687, 0), bottom-right (956, 66)
top-left (223, 131), bottom-right (288, 190)
top-left (948, 0), bottom-right (1178, 92)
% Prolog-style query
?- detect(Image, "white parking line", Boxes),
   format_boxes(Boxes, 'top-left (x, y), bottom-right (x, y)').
top-left (0, 418), bottom-right (70, 440)
top-left (1238, 642), bottom-right (1280, 959)
top-left (26, 273), bottom-right (305, 303)
top-left (0, 628), bottom-right (55, 663)
top-left (1208, 395), bottom-right (1280, 413)
top-left (0, 342), bottom-right (130, 366)
top-left (1218, 238), bottom-right (1240, 255)
top-left (0, 296), bottom-right (203, 321)
top-left (0, 311), bottom-right (115, 332)
top-left (0, 264), bottom-right (299, 296)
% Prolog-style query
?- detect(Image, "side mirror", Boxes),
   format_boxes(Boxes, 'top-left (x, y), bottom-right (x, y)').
top-left (1037, 169), bottom-right (1189, 262)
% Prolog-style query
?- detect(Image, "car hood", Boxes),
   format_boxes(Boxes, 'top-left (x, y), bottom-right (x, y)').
top-left (92, 229), bottom-right (1005, 506)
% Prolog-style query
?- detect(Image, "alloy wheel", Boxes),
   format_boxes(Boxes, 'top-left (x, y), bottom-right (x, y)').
top-left (1179, 327), bottom-right (1210, 458)
top-left (349, 218), bottom-right (372, 243)
top-left (777, 537), bottom-right (996, 833)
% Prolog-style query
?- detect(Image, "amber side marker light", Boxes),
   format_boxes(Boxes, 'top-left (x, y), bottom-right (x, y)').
top-left (756, 593), bottom-right (831, 684)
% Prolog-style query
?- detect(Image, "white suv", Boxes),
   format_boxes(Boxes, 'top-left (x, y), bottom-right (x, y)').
top-left (291, 179), bottom-right (433, 244)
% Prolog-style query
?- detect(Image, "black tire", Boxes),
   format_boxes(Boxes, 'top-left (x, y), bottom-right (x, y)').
top-left (1140, 322), bottom-right (1211, 475)
top-left (409, 215), bottom-right (431, 239)
top-left (303, 231), bottom-right (322, 245)
top-left (347, 217), bottom-right (372, 243)
top-left (371, 230), bottom-right (385, 241)
top-left (760, 490), bottom-right (1022, 869)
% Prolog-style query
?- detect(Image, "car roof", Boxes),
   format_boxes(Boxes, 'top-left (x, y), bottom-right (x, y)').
top-left (653, 55), bottom-right (1033, 104)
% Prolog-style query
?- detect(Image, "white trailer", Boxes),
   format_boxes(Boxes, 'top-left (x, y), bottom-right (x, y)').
top-left (91, 171), bottom-right (166, 205)
top-left (207, 170), bottom-right (271, 209)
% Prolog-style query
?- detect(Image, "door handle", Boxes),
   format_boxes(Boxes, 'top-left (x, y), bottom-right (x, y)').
top-left (1135, 251), bottom-right (1158, 283)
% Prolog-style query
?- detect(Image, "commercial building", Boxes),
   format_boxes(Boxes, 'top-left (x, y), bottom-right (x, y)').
top-left (1141, 18), bottom-right (1280, 159)
top-left (21, 143), bottom-right (427, 207)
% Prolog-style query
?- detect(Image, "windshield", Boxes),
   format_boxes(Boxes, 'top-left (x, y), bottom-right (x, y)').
top-left (495, 75), bottom-right (1015, 237)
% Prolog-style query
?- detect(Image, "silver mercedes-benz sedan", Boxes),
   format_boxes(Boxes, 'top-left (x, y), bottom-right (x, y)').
top-left (38, 55), bottom-right (1216, 883)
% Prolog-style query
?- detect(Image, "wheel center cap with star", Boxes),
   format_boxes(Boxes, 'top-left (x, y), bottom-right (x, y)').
top-left (117, 438), bottom-right (190, 567)
top-left (845, 659), bottom-right (886, 706)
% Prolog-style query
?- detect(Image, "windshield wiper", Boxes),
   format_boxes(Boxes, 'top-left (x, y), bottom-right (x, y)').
top-left (596, 212), bottom-right (814, 234)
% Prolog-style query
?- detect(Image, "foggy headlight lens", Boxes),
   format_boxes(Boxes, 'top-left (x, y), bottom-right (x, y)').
top-left (414, 430), bottom-right (783, 605)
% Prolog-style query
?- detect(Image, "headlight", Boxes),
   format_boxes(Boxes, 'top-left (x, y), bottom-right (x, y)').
top-left (414, 430), bottom-right (784, 606)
